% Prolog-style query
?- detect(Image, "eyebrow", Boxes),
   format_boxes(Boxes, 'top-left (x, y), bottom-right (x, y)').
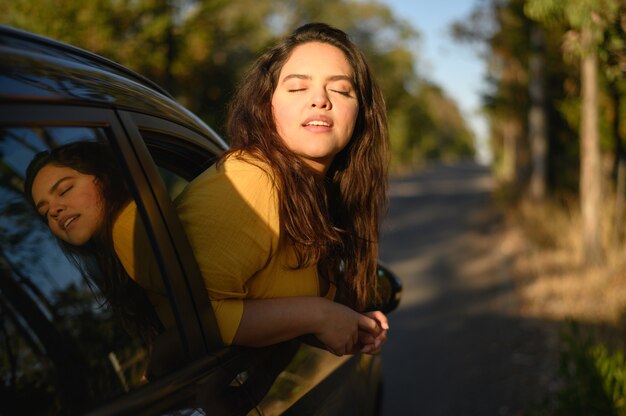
top-left (281, 74), bottom-right (354, 84)
top-left (35, 176), bottom-right (73, 210)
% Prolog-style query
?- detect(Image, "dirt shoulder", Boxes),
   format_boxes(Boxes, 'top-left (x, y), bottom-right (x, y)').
top-left (498, 198), bottom-right (626, 411)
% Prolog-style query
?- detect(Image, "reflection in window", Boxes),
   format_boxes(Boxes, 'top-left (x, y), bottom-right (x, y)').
top-left (0, 127), bottom-right (151, 414)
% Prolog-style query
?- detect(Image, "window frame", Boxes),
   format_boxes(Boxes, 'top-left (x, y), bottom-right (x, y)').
top-left (117, 111), bottom-right (224, 354)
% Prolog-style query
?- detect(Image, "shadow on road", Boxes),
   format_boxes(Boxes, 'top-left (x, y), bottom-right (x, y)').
top-left (379, 161), bottom-right (555, 416)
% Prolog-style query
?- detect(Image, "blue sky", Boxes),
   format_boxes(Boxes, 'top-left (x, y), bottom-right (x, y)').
top-left (376, 0), bottom-right (490, 161)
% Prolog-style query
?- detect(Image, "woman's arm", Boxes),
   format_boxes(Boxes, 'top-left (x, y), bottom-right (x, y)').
top-left (232, 297), bottom-right (384, 356)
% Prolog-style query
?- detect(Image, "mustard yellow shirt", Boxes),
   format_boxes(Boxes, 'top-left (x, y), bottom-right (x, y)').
top-left (175, 154), bottom-right (329, 345)
top-left (112, 202), bottom-right (175, 329)
top-left (113, 153), bottom-right (333, 346)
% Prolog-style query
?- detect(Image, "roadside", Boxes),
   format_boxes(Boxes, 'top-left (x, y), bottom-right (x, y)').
top-left (500, 198), bottom-right (626, 412)
top-left (503, 198), bottom-right (626, 331)
top-left (380, 162), bottom-right (626, 415)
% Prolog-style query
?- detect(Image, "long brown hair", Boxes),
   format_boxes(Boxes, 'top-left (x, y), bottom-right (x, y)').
top-left (225, 23), bottom-right (389, 310)
top-left (24, 141), bottom-right (163, 343)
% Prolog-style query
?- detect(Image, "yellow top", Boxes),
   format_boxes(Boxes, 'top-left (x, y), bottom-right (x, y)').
top-left (112, 202), bottom-right (175, 329)
top-left (175, 154), bottom-right (331, 345)
top-left (113, 153), bottom-right (333, 346)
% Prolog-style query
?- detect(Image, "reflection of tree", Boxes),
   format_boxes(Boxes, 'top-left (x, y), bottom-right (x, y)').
top-left (0, 249), bottom-right (148, 414)
top-left (2, 55), bottom-right (114, 105)
top-left (0, 251), bottom-right (91, 414)
top-left (0, 128), bottom-right (42, 155)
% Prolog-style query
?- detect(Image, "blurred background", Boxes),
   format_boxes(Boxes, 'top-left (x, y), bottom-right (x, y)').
top-left (1, 0), bottom-right (479, 169)
top-left (3, 0), bottom-right (626, 414)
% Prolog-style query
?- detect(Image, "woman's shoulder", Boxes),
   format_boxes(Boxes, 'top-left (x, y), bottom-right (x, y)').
top-left (210, 151), bottom-right (277, 191)
top-left (221, 151), bottom-right (274, 177)
top-left (176, 151), bottom-right (277, 206)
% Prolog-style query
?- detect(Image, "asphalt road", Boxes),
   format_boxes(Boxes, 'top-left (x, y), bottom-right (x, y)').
top-left (379, 161), bottom-right (545, 416)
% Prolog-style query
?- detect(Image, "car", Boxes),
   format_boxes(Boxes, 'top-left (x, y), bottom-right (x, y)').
top-left (0, 25), bottom-right (401, 415)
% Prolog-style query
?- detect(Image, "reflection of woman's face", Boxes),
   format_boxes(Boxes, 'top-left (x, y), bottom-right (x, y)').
top-left (31, 164), bottom-right (105, 246)
top-left (271, 42), bottom-right (359, 174)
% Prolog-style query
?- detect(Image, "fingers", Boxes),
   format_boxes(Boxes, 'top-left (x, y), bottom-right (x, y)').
top-left (359, 311), bottom-right (389, 355)
top-left (357, 314), bottom-right (380, 335)
top-left (365, 310), bottom-right (389, 331)
top-left (317, 307), bottom-right (390, 356)
top-left (326, 334), bottom-right (357, 356)
top-left (360, 330), bottom-right (387, 354)
top-left (358, 329), bottom-right (376, 345)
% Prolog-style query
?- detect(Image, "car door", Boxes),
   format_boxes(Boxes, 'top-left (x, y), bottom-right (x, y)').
top-left (120, 112), bottom-right (384, 416)
top-left (0, 103), bottom-right (258, 415)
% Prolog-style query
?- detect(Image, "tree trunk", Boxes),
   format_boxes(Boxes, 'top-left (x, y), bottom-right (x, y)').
top-left (613, 158), bottom-right (626, 245)
top-left (580, 23), bottom-right (604, 266)
top-left (611, 82), bottom-right (625, 245)
top-left (528, 25), bottom-right (548, 201)
top-left (500, 119), bottom-right (518, 185)
top-left (610, 84), bottom-right (624, 179)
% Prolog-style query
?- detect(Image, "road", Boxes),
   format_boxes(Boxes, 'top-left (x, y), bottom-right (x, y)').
top-left (379, 162), bottom-right (544, 416)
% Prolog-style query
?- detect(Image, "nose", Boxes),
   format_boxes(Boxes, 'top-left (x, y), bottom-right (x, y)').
top-left (48, 200), bottom-right (65, 218)
top-left (310, 88), bottom-right (332, 110)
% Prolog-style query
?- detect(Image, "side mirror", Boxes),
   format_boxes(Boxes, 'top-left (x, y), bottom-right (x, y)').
top-left (369, 263), bottom-right (402, 313)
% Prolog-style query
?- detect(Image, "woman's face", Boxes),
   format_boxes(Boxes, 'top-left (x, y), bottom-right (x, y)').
top-left (271, 42), bottom-right (359, 174)
top-left (31, 163), bottom-right (105, 246)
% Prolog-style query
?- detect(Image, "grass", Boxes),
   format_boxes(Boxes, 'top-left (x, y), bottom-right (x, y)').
top-left (506, 196), bottom-right (626, 328)
top-left (503, 194), bottom-right (626, 414)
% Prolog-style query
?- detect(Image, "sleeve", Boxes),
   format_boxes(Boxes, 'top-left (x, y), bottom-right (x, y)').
top-left (174, 159), bottom-right (278, 345)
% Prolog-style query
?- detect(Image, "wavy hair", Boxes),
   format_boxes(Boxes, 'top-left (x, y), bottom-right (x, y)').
top-left (24, 141), bottom-right (163, 343)
top-left (225, 23), bottom-right (389, 310)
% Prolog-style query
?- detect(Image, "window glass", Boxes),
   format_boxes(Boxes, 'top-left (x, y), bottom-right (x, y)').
top-left (158, 166), bottom-right (189, 200)
top-left (0, 127), bottom-right (174, 414)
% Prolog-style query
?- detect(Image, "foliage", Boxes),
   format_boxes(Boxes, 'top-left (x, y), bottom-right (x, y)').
top-left (453, 0), bottom-right (625, 204)
top-left (0, 0), bottom-right (475, 169)
top-left (532, 321), bottom-right (626, 415)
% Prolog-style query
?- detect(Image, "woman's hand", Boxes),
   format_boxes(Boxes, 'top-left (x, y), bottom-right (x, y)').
top-left (313, 300), bottom-right (369, 356)
top-left (358, 311), bottom-right (389, 355)
top-left (314, 303), bottom-right (389, 356)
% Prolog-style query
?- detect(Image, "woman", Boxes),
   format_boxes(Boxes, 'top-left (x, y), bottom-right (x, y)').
top-left (24, 141), bottom-right (164, 344)
top-left (26, 22), bottom-right (389, 357)
top-left (174, 22), bottom-right (390, 356)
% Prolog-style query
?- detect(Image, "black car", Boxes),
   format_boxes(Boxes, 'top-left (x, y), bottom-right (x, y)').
top-left (0, 25), bottom-right (401, 415)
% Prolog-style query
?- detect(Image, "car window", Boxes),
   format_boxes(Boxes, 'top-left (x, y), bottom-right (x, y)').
top-left (158, 167), bottom-right (188, 200)
top-left (0, 126), bottom-right (178, 414)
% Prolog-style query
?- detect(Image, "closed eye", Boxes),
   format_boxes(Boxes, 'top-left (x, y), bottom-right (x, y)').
top-left (331, 89), bottom-right (352, 97)
top-left (60, 185), bottom-right (73, 196)
top-left (288, 88), bottom-right (306, 93)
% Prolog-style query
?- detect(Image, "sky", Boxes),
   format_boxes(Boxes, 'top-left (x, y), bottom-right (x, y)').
top-left (376, 0), bottom-right (491, 162)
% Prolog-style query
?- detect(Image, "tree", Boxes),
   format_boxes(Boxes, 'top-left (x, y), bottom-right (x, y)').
top-left (453, 0), bottom-right (532, 189)
top-left (527, 23), bottom-right (548, 200)
top-left (526, 0), bottom-right (623, 266)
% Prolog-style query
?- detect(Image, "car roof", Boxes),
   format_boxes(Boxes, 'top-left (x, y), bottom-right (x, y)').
top-left (0, 25), bottom-right (172, 98)
top-left (0, 25), bottom-right (227, 147)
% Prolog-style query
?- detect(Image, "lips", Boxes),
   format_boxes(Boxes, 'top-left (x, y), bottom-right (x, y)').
top-left (59, 214), bottom-right (79, 231)
top-left (303, 115), bottom-right (333, 128)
